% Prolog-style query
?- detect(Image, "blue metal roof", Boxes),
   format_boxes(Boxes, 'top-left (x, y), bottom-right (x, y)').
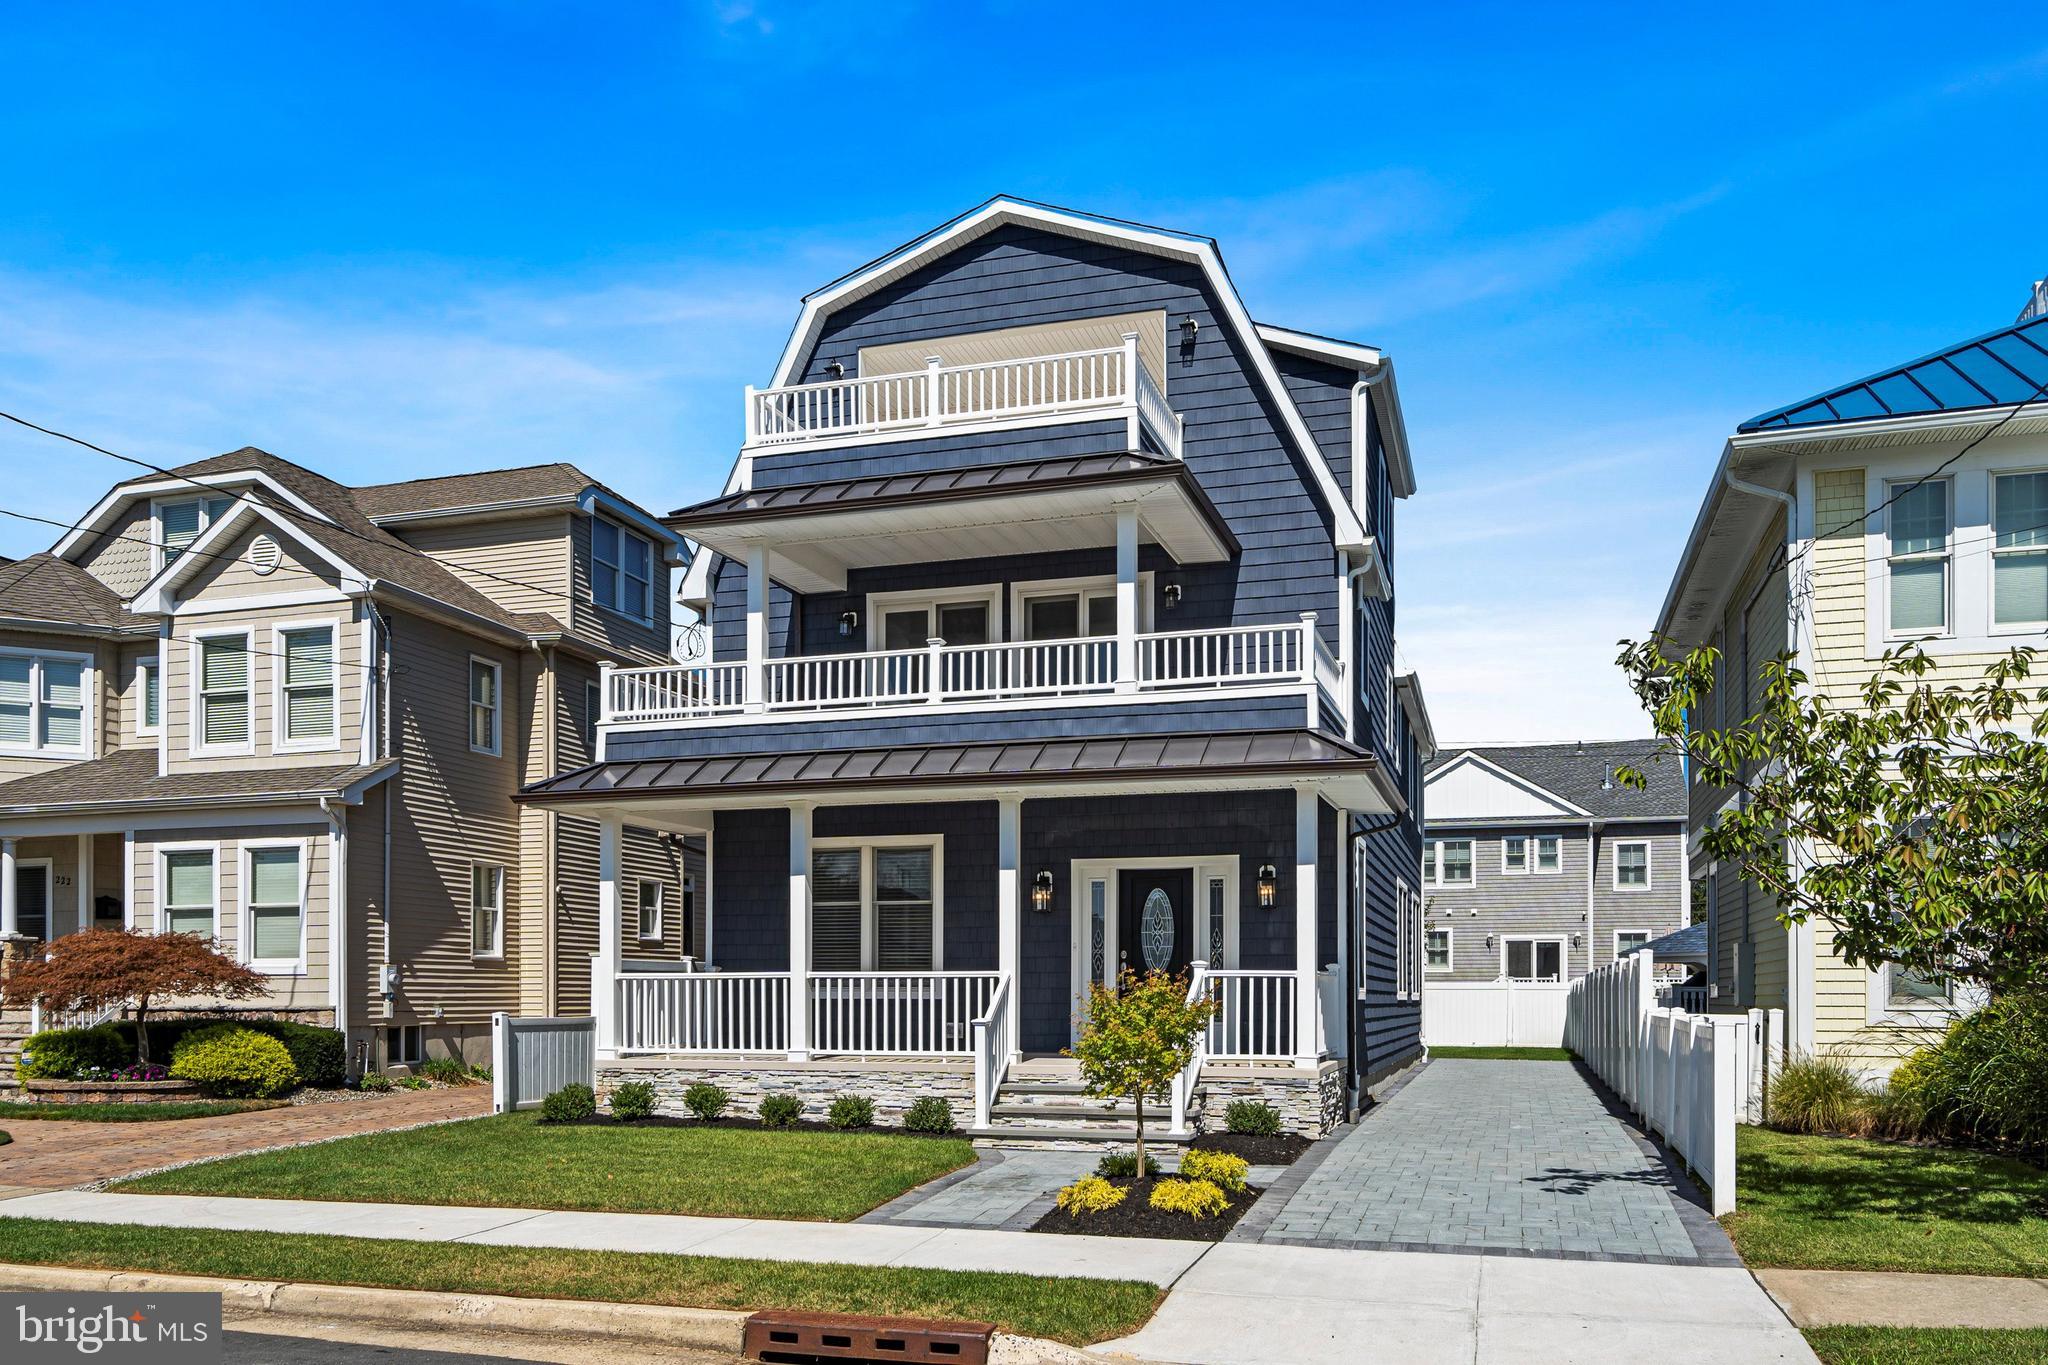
top-left (1740, 315), bottom-right (2048, 432)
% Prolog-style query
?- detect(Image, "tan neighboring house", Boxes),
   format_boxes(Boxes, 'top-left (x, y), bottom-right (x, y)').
top-left (1658, 304), bottom-right (2048, 1078)
top-left (0, 449), bottom-right (697, 1075)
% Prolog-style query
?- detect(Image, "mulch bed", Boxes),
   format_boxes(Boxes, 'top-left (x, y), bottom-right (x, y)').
top-left (1029, 1176), bottom-right (1260, 1242)
top-left (1188, 1131), bottom-right (1314, 1165)
top-left (558, 1115), bottom-right (963, 1139)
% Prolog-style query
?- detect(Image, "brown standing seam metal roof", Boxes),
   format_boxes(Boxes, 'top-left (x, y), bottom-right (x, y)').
top-left (663, 451), bottom-right (1240, 553)
top-left (516, 730), bottom-right (1382, 804)
top-left (0, 746), bottom-right (395, 812)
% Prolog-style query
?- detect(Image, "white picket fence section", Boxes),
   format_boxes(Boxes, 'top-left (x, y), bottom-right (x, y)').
top-left (1563, 952), bottom-right (1783, 1215)
top-left (1422, 980), bottom-right (1570, 1048)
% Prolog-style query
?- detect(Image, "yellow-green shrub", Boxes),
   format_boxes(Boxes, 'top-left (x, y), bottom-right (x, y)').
top-left (1055, 1176), bottom-right (1127, 1216)
top-left (1179, 1149), bottom-right (1249, 1194)
top-left (1149, 1177), bottom-right (1230, 1219)
top-left (168, 1024), bottom-right (299, 1098)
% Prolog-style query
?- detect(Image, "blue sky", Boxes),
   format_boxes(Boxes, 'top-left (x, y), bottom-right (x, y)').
top-left (3, 3), bottom-right (2045, 741)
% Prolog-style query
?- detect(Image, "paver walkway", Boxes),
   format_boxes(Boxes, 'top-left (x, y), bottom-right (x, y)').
top-left (0, 1089), bottom-right (490, 1193)
top-left (1247, 1058), bottom-right (1729, 1262)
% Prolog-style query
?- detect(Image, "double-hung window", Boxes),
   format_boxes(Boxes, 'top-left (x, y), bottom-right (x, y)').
top-left (810, 842), bottom-right (939, 972)
top-left (162, 848), bottom-right (217, 939)
top-left (468, 658), bottom-right (501, 755)
top-left (0, 649), bottom-right (88, 757)
top-left (156, 495), bottom-right (232, 567)
top-left (278, 625), bottom-right (336, 747)
top-left (197, 633), bottom-right (252, 750)
top-left (137, 658), bottom-right (160, 736)
top-left (1887, 479), bottom-right (1952, 634)
top-left (471, 863), bottom-right (504, 958)
top-left (1992, 471), bottom-right (2048, 628)
top-left (1615, 929), bottom-right (1652, 958)
top-left (1425, 925), bottom-right (1452, 972)
top-left (1614, 840), bottom-right (1651, 889)
top-left (636, 879), bottom-right (663, 942)
top-left (246, 843), bottom-right (306, 972)
top-left (592, 517), bottom-right (654, 622)
top-left (1424, 838), bottom-right (1473, 886)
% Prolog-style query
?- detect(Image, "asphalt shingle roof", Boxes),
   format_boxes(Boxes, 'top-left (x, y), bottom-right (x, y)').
top-left (0, 747), bottom-right (394, 812)
top-left (1637, 922), bottom-right (1708, 965)
top-left (0, 554), bottom-right (153, 633)
top-left (1427, 739), bottom-right (1683, 822)
top-left (351, 464), bottom-right (594, 519)
top-left (1741, 314), bottom-right (2048, 432)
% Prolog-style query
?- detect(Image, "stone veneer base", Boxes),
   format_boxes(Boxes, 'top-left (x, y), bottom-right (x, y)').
top-left (20, 1078), bottom-right (209, 1105)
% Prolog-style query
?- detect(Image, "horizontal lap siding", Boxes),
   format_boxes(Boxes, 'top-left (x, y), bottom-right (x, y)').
top-left (397, 511), bottom-right (573, 624)
top-left (133, 821), bottom-right (333, 1013)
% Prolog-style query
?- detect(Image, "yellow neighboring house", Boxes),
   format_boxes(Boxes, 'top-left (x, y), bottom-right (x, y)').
top-left (1656, 302), bottom-right (2047, 1078)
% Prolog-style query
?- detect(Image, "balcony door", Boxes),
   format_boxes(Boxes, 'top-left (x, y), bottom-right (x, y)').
top-left (871, 593), bottom-right (994, 651)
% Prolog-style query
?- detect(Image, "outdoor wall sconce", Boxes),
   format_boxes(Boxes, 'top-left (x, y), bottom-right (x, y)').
top-left (838, 610), bottom-right (860, 637)
top-left (824, 360), bottom-right (846, 378)
top-left (1571, 933), bottom-right (1583, 948)
top-left (1485, 933), bottom-right (1498, 951)
top-left (1162, 582), bottom-right (1182, 610)
top-left (1031, 870), bottom-right (1055, 913)
top-left (1256, 864), bottom-right (1277, 909)
top-left (1179, 315), bottom-right (1200, 346)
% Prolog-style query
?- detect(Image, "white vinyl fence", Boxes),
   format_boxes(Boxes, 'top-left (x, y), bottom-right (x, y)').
top-left (492, 1013), bottom-right (595, 1113)
top-left (1423, 980), bottom-right (1570, 1048)
top-left (1563, 952), bottom-right (1784, 1215)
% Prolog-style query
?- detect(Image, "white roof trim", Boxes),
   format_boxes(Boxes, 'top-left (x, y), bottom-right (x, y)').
top-left (578, 488), bottom-right (686, 559)
top-left (1422, 749), bottom-right (1593, 818)
top-left (1256, 323), bottom-right (1382, 370)
top-left (1395, 672), bottom-right (1437, 760)
top-left (128, 499), bottom-right (371, 614)
top-left (54, 469), bottom-right (335, 562)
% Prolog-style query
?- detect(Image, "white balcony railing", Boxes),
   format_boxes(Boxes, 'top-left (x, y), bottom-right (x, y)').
top-left (604, 616), bottom-right (1333, 727)
top-left (745, 336), bottom-right (1182, 456)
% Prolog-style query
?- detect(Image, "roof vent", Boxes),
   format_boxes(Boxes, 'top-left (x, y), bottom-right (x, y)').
top-left (248, 534), bottom-right (282, 577)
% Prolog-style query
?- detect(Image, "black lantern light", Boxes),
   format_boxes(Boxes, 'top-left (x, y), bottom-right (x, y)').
top-left (838, 610), bottom-right (860, 638)
top-left (1031, 870), bottom-right (1054, 914)
top-left (1256, 864), bottom-right (1278, 909)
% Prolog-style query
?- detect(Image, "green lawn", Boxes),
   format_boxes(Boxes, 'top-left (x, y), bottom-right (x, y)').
top-left (0, 1100), bottom-right (284, 1122)
top-left (1805, 1327), bottom-right (2048, 1364)
top-left (1429, 1046), bottom-right (1574, 1061)
top-left (0, 1218), bottom-right (1157, 1346)
top-left (1726, 1127), bottom-right (2048, 1276)
top-left (114, 1112), bottom-right (976, 1221)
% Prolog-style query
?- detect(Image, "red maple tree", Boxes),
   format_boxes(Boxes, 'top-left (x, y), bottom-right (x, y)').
top-left (3, 929), bottom-right (266, 1063)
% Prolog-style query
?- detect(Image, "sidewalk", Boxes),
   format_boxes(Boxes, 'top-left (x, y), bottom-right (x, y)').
top-left (1757, 1267), bottom-right (2048, 1329)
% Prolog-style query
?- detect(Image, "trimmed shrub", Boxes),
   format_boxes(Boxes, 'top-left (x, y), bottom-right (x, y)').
top-left (1767, 1054), bottom-right (1868, 1135)
top-left (683, 1082), bottom-right (731, 1121)
top-left (247, 1021), bottom-right (345, 1089)
top-left (609, 1081), bottom-right (656, 1121)
top-left (17, 1024), bottom-right (127, 1080)
top-left (902, 1096), bottom-right (954, 1134)
top-left (537, 1083), bottom-right (596, 1123)
top-left (1179, 1148), bottom-right (1250, 1194)
top-left (826, 1093), bottom-right (875, 1130)
top-left (416, 1058), bottom-right (475, 1087)
top-left (1890, 995), bottom-right (2048, 1155)
top-left (758, 1094), bottom-right (802, 1128)
top-left (357, 1072), bottom-right (393, 1093)
top-left (1149, 1177), bottom-right (1230, 1219)
top-left (1055, 1176), bottom-right (1127, 1216)
top-left (1095, 1150), bottom-right (1160, 1179)
top-left (168, 1025), bottom-right (299, 1098)
top-left (397, 1076), bottom-right (429, 1090)
top-left (1224, 1100), bottom-right (1282, 1136)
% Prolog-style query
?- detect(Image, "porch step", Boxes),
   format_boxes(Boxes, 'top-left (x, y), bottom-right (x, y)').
top-left (969, 1123), bottom-right (1194, 1151)
top-left (990, 1101), bottom-right (1171, 1124)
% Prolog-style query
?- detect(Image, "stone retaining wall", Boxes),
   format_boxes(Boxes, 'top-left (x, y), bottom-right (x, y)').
top-left (1196, 1061), bottom-right (1346, 1137)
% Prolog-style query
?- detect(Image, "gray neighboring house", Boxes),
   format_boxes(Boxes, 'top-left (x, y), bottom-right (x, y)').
top-left (1420, 741), bottom-right (1687, 985)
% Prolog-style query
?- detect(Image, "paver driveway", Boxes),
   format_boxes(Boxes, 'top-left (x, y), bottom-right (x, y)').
top-left (1246, 1058), bottom-right (1726, 1262)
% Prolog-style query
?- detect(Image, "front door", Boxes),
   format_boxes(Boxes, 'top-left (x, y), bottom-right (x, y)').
top-left (14, 862), bottom-right (49, 942)
top-left (1117, 868), bottom-right (1193, 980)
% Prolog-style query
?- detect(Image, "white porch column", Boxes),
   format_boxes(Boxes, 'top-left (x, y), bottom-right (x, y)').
top-left (1293, 787), bottom-right (1321, 1070)
top-left (787, 801), bottom-right (812, 1060)
top-left (76, 832), bottom-right (93, 935)
top-left (1114, 505), bottom-right (1139, 693)
top-left (595, 817), bottom-right (622, 1052)
top-left (744, 544), bottom-right (769, 713)
top-left (996, 796), bottom-right (1022, 1062)
top-left (0, 836), bottom-right (17, 938)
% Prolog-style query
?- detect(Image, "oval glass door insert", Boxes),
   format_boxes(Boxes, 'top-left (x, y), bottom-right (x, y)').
top-left (1140, 887), bottom-right (1175, 970)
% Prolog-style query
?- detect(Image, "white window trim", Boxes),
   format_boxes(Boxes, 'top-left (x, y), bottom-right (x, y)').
top-left (1500, 934), bottom-right (1567, 983)
top-left (1501, 836), bottom-right (1528, 876)
top-left (387, 1023), bottom-right (423, 1066)
top-left (592, 514), bottom-right (657, 625)
top-left (1425, 922), bottom-right (1453, 974)
top-left (636, 878), bottom-right (664, 943)
top-left (865, 583), bottom-right (1004, 651)
top-left (272, 619), bottom-right (342, 754)
top-left (189, 627), bottom-right (256, 757)
top-left (136, 657), bottom-right (161, 738)
top-left (1865, 963), bottom-right (1982, 1027)
top-left (1883, 475), bottom-right (1954, 640)
top-left (158, 840), bottom-right (221, 942)
top-left (1990, 467), bottom-right (2048, 632)
top-left (1613, 929), bottom-right (1653, 960)
top-left (810, 835), bottom-right (945, 972)
top-left (0, 645), bottom-right (94, 761)
top-left (467, 655), bottom-right (503, 757)
top-left (1533, 834), bottom-right (1563, 874)
top-left (583, 681), bottom-right (602, 754)
top-left (1005, 571), bottom-right (1154, 641)
top-left (149, 493), bottom-right (234, 575)
top-left (1425, 838), bottom-right (1474, 887)
top-left (1613, 839), bottom-right (1653, 891)
top-left (470, 861), bottom-right (505, 960)
top-left (242, 837), bottom-right (310, 975)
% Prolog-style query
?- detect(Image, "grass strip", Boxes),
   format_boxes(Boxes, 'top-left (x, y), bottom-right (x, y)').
top-left (115, 1111), bottom-right (975, 1221)
top-left (1726, 1126), bottom-right (2048, 1276)
top-left (0, 1100), bottom-right (285, 1123)
top-left (1428, 1046), bottom-right (1573, 1061)
top-left (0, 1218), bottom-right (1159, 1346)
top-left (1805, 1326), bottom-right (2048, 1364)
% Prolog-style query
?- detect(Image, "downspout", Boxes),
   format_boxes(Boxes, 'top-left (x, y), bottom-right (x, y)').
top-left (533, 641), bottom-right (559, 1014)
top-left (1585, 819), bottom-right (1604, 977)
top-left (319, 798), bottom-right (348, 1047)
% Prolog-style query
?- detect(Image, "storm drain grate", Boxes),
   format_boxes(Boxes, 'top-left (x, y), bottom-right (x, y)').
top-left (743, 1309), bottom-right (993, 1365)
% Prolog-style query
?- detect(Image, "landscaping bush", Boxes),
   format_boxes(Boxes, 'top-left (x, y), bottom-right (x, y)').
top-left (758, 1094), bottom-right (801, 1128)
top-left (1055, 1176), bottom-right (1127, 1216)
top-left (682, 1082), bottom-right (731, 1121)
top-left (1179, 1148), bottom-right (1249, 1194)
top-left (609, 1081), bottom-right (656, 1121)
top-left (902, 1096), bottom-right (954, 1134)
top-left (415, 1058), bottom-right (475, 1087)
top-left (1223, 1100), bottom-right (1282, 1136)
top-left (17, 1024), bottom-right (127, 1080)
top-left (1095, 1150), bottom-right (1160, 1179)
top-left (168, 1025), bottom-right (299, 1098)
top-left (246, 1021), bottom-right (345, 1089)
top-left (397, 1076), bottom-right (428, 1090)
top-left (537, 1083), bottom-right (596, 1123)
top-left (1149, 1177), bottom-right (1230, 1219)
top-left (826, 1093), bottom-right (875, 1130)
top-left (357, 1072), bottom-right (392, 1093)
top-left (1889, 994), bottom-right (2048, 1156)
top-left (1768, 1054), bottom-right (1868, 1135)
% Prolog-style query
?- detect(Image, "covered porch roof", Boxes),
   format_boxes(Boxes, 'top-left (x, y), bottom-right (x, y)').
top-left (0, 748), bottom-right (396, 833)
top-left (665, 451), bottom-right (1238, 595)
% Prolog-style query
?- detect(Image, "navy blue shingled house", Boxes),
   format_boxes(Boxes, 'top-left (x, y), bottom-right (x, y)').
top-left (519, 199), bottom-right (1435, 1141)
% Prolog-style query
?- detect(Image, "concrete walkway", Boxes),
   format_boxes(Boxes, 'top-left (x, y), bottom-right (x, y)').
top-left (1759, 1267), bottom-right (2048, 1329)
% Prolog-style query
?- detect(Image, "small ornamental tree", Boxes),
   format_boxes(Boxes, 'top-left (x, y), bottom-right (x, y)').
top-left (1067, 969), bottom-right (1218, 1175)
top-left (1, 929), bottom-right (265, 1064)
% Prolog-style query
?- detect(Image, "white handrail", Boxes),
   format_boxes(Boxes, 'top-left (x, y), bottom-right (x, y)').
top-left (1170, 961), bottom-right (1210, 1135)
top-left (807, 971), bottom-right (999, 1056)
top-left (971, 974), bottom-right (1012, 1130)
top-left (764, 649), bottom-right (929, 709)
top-left (616, 971), bottom-right (790, 1054)
top-left (1203, 969), bottom-right (1299, 1060)
top-left (608, 662), bottom-right (747, 722)
top-left (1138, 620), bottom-right (1310, 689)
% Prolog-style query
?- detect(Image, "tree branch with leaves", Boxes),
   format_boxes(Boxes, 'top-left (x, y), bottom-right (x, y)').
top-left (1, 929), bottom-right (266, 1063)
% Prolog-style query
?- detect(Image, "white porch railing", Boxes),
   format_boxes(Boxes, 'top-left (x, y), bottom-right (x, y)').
top-left (616, 971), bottom-right (791, 1054)
top-left (604, 616), bottom-right (1332, 726)
top-left (1201, 969), bottom-right (1301, 1061)
top-left (744, 337), bottom-right (1180, 457)
top-left (807, 972), bottom-right (1000, 1057)
top-left (28, 999), bottom-right (123, 1034)
top-left (971, 975), bottom-right (1012, 1130)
